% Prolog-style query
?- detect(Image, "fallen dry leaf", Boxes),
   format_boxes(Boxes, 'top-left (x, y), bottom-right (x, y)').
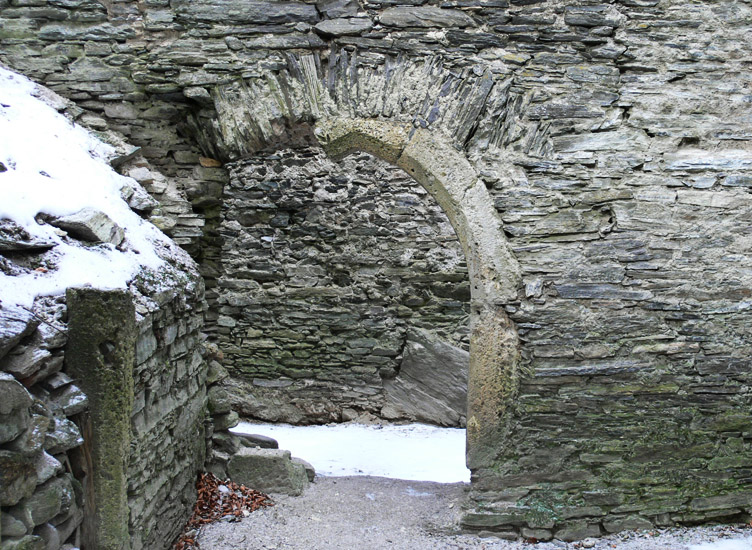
top-left (173, 472), bottom-right (272, 549)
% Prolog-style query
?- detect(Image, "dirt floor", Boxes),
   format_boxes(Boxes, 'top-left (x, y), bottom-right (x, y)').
top-left (196, 476), bottom-right (752, 550)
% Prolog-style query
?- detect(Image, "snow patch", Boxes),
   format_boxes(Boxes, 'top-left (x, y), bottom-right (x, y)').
top-left (232, 422), bottom-right (470, 483)
top-left (0, 67), bottom-right (175, 307)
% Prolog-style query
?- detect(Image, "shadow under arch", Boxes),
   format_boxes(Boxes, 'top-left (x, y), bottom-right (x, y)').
top-left (311, 117), bottom-right (522, 471)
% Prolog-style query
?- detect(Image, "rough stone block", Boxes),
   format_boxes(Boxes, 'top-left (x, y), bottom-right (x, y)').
top-left (0, 536), bottom-right (46, 550)
top-left (227, 447), bottom-right (309, 496)
top-left (50, 207), bottom-right (125, 245)
top-left (208, 385), bottom-right (232, 414)
top-left (602, 515), bottom-right (653, 533)
top-left (1, 508), bottom-right (29, 537)
top-left (291, 457), bottom-right (316, 482)
top-left (0, 450), bottom-right (37, 507)
top-left (382, 328), bottom-right (468, 427)
top-left (236, 432), bottom-right (279, 449)
top-left (554, 521), bottom-right (601, 541)
top-left (212, 410), bottom-right (239, 431)
top-left (379, 6), bottom-right (475, 28)
top-left (43, 417), bottom-right (83, 455)
top-left (11, 475), bottom-right (74, 528)
top-left (314, 17), bottom-right (372, 36)
top-left (0, 306), bottom-right (39, 360)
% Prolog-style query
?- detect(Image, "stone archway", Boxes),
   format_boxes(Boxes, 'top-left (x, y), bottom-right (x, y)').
top-left (310, 117), bottom-right (522, 469)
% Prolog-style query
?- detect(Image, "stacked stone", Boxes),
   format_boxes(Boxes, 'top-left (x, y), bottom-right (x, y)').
top-left (216, 147), bottom-right (469, 423)
top-left (0, 301), bottom-right (86, 550)
top-left (126, 273), bottom-right (208, 550)
top-left (2, 0), bottom-right (752, 541)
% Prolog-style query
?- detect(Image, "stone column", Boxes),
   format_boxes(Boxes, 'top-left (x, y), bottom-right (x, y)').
top-left (66, 288), bottom-right (136, 550)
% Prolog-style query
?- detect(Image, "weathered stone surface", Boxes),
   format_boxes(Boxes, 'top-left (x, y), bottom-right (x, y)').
top-left (0, 372), bottom-right (34, 416)
top-left (6, 414), bottom-right (50, 457)
top-left (120, 180), bottom-right (159, 213)
top-left (3, 0), bottom-right (752, 541)
top-left (172, 0), bottom-right (319, 25)
top-left (50, 207), bottom-right (125, 245)
top-left (1, 509), bottom-right (28, 537)
top-left (555, 521), bottom-right (602, 541)
top-left (564, 6), bottom-right (623, 27)
top-left (34, 451), bottom-right (63, 486)
top-left (227, 447), bottom-right (309, 496)
top-left (212, 410), bottom-right (239, 431)
top-left (207, 385), bottom-right (232, 415)
top-left (291, 457), bottom-right (315, 482)
top-left (314, 18), bottom-right (372, 36)
top-left (11, 475), bottom-right (74, 527)
top-left (382, 328), bottom-right (468, 427)
top-left (379, 7), bottom-right (475, 28)
top-left (0, 536), bottom-right (45, 550)
top-left (0, 450), bottom-right (37, 507)
top-left (0, 219), bottom-right (56, 253)
top-left (0, 308), bottom-right (39, 362)
top-left (602, 515), bottom-right (653, 533)
top-left (43, 417), bottom-right (83, 455)
top-left (50, 383), bottom-right (88, 416)
top-left (236, 433), bottom-right (279, 449)
top-left (0, 341), bottom-right (52, 381)
top-left (664, 150), bottom-right (752, 172)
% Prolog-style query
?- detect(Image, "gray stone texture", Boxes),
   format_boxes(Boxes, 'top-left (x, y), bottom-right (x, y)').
top-left (382, 328), bottom-right (468, 427)
top-left (2, 0), bottom-right (752, 543)
top-left (50, 208), bottom-right (125, 246)
top-left (227, 447), bottom-right (310, 496)
top-left (217, 149), bottom-right (469, 424)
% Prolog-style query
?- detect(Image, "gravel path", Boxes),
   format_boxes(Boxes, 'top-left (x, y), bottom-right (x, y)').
top-left (196, 476), bottom-right (752, 550)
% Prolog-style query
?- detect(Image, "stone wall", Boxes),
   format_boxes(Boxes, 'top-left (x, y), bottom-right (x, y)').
top-left (1, 299), bottom-right (86, 550)
top-left (217, 146), bottom-right (469, 423)
top-left (1, 238), bottom-right (207, 550)
top-left (2, 0), bottom-right (752, 541)
top-left (127, 277), bottom-right (207, 550)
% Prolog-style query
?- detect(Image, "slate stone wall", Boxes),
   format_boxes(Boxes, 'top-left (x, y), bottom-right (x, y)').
top-left (217, 147), bottom-right (469, 423)
top-left (128, 277), bottom-right (208, 550)
top-left (2, 0), bottom-right (752, 541)
top-left (0, 299), bottom-right (86, 550)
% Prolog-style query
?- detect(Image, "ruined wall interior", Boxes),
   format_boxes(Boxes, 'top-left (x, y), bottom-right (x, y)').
top-left (1, 259), bottom-right (208, 550)
top-left (217, 147), bottom-right (470, 425)
top-left (2, 0), bottom-right (752, 544)
top-left (0, 76), bottom-right (211, 549)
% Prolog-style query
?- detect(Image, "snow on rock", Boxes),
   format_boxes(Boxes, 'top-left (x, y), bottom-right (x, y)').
top-left (0, 66), bottom-right (194, 308)
top-left (232, 422), bottom-right (470, 483)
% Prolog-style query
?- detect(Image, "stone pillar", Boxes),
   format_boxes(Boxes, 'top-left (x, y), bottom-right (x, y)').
top-left (66, 288), bottom-right (136, 550)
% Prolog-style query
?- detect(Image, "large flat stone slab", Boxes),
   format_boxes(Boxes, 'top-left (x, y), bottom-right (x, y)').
top-left (382, 328), bottom-right (468, 427)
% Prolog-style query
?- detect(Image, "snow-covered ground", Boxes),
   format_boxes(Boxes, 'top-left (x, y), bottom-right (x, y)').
top-left (0, 66), bottom-right (178, 308)
top-left (232, 421), bottom-right (470, 483)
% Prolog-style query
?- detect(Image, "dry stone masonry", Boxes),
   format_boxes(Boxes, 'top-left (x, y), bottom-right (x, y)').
top-left (2, 0), bottom-right (752, 545)
top-left (217, 147), bottom-right (470, 425)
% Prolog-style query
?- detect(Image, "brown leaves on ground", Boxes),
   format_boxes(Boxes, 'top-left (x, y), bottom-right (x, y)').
top-left (174, 471), bottom-right (273, 549)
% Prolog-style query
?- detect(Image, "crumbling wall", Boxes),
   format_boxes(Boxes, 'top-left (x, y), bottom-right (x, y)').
top-left (2, 0), bottom-right (752, 541)
top-left (0, 299), bottom-right (86, 550)
top-left (217, 147), bottom-right (469, 423)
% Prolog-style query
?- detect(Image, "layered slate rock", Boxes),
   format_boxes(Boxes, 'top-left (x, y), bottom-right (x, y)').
top-left (382, 328), bottom-right (468, 427)
top-left (49, 208), bottom-right (124, 246)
